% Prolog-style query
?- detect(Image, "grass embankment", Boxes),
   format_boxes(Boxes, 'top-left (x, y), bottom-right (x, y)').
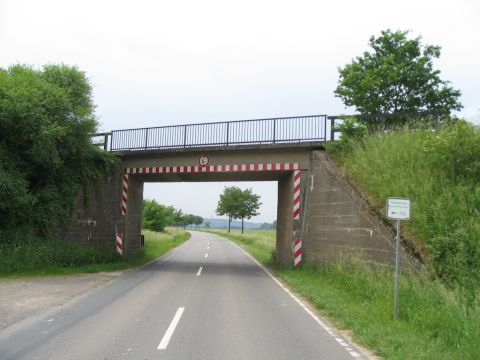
top-left (0, 228), bottom-right (190, 278)
top-left (206, 228), bottom-right (480, 359)
top-left (327, 122), bottom-right (480, 306)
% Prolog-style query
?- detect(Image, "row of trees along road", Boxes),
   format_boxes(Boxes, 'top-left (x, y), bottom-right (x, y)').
top-left (142, 199), bottom-right (203, 232)
top-left (216, 187), bottom-right (261, 234)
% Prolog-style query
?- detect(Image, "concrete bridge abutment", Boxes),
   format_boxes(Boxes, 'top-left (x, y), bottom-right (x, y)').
top-left (53, 144), bottom-right (421, 270)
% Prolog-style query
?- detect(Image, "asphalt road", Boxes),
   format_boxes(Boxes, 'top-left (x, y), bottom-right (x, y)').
top-left (0, 231), bottom-right (365, 360)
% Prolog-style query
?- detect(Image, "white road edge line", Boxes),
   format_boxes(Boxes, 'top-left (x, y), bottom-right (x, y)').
top-left (196, 266), bottom-right (203, 276)
top-left (205, 253), bottom-right (208, 258)
top-left (157, 307), bottom-right (185, 350)
top-left (229, 241), bottom-right (363, 359)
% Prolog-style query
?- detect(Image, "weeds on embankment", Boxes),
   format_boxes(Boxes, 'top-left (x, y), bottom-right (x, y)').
top-left (327, 121), bottom-right (480, 309)
top-left (208, 228), bottom-right (480, 360)
top-left (0, 228), bottom-right (189, 278)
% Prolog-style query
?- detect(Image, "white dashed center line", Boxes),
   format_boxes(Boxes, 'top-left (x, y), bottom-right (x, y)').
top-left (204, 253), bottom-right (208, 258)
top-left (157, 307), bottom-right (185, 350)
top-left (196, 266), bottom-right (203, 276)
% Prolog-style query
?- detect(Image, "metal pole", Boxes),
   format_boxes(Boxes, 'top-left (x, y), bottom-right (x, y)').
top-left (183, 125), bottom-right (187, 147)
top-left (273, 119), bottom-right (276, 143)
top-left (144, 128), bottom-right (149, 149)
top-left (226, 122), bottom-right (229, 146)
top-left (330, 117), bottom-right (335, 141)
top-left (394, 219), bottom-right (400, 320)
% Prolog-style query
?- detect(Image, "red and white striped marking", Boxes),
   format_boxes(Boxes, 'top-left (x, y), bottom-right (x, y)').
top-left (294, 239), bottom-right (302, 267)
top-left (116, 232), bottom-right (123, 255)
top-left (293, 170), bottom-right (301, 220)
top-left (124, 162), bottom-right (301, 174)
top-left (120, 162), bottom-right (303, 258)
top-left (121, 174), bottom-right (128, 216)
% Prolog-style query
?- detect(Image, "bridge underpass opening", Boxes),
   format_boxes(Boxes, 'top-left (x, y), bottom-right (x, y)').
top-left (143, 181), bottom-right (277, 230)
top-left (117, 163), bottom-right (304, 266)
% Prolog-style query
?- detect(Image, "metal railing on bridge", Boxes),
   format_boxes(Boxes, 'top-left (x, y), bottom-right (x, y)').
top-left (109, 115), bottom-right (328, 151)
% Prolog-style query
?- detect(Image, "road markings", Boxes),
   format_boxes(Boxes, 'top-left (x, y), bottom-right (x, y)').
top-left (205, 253), bottom-right (208, 258)
top-left (229, 241), bottom-right (364, 359)
top-left (157, 307), bottom-right (185, 350)
top-left (207, 246), bottom-right (210, 250)
top-left (196, 266), bottom-right (203, 276)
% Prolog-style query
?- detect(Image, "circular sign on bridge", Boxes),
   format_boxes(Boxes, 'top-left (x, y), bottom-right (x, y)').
top-left (199, 155), bottom-right (209, 167)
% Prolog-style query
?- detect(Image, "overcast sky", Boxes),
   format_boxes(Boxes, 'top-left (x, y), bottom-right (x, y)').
top-left (1, 0), bottom-right (479, 222)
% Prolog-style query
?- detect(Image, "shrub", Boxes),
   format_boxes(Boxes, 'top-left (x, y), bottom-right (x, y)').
top-left (0, 64), bottom-right (117, 238)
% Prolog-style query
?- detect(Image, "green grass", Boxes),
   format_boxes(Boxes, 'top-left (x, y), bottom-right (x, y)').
top-left (0, 228), bottom-right (190, 278)
top-left (205, 228), bottom-right (276, 264)
top-left (326, 122), bottom-right (480, 308)
top-left (205, 228), bottom-right (480, 360)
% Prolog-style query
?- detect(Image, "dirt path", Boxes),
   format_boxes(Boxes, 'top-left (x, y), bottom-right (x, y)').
top-left (0, 272), bottom-right (124, 330)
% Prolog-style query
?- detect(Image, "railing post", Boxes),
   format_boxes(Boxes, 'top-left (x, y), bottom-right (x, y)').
top-left (110, 131), bottom-right (115, 151)
top-left (183, 124), bottom-right (187, 147)
top-left (144, 128), bottom-right (149, 149)
top-left (273, 118), bottom-right (276, 143)
top-left (226, 122), bottom-right (230, 146)
top-left (330, 117), bottom-right (335, 141)
top-left (104, 133), bottom-right (108, 151)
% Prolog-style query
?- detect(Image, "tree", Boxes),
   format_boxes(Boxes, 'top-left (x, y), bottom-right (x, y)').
top-left (334, 30), bottom-right (462, 123)
top-left (173, 209), bottom-right (184, 229)
top-left (193, 215), bottom-right (203, 228)
top-left (0, 64), bottom-right (117, 237)
top-left (142, 200), bottom-right (175, 232)
top-left (216, 187), bottom-right (261, 234)
top-left (236, 189), bottom-right (261, 234)
top-left (216, 186), bottom-right (244, 233)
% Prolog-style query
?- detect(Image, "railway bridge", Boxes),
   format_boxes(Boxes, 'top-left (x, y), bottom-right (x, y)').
top-left (55, 115), bottom-right (417, 268)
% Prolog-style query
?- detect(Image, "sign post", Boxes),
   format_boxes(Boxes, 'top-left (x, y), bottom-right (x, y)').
top-left (386, 197), bottom-right (411, 320)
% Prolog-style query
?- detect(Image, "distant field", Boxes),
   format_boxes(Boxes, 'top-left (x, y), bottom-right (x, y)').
top-left (204, 228), bottom-right (276, 264)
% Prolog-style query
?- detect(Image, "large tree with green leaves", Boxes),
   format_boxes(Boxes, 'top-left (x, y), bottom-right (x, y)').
top-left (335, 30), bottom-right (462, 119)
top-left (216, 187), bottom-right (261, 234)
top-left (0, 64), bottom-right (116, 237)
top-left (216, 186), bottom-right (244, 233)
top-left (236, 189), bottom-right (261, 234)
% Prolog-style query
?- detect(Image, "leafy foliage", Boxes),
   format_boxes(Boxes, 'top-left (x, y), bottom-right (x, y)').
top-left (0, 64), bottom-right (117, 238)
top-left (324, 117), bottom-right (367, 155)
top-left (142, 200), bottom-right (176, 232)
top-left (216, 186), bottom-right (244, 232)
top-left (335, 30), bottom-right (462, 121)
top-left (142, 200), bottom-right (203, 232)
top-left (216, 186), bottom-right (261, 233)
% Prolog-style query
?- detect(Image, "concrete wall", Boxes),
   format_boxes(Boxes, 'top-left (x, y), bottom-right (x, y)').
top-left (302, 151), bottom-right (421, 270)
top-left (52, 170), bottom-right (122, 249)
top-left (52, 145), bottom-right (422, 270)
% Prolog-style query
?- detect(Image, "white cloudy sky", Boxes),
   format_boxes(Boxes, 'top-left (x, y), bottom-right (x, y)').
top-left (1, 0), bottom-right (479, 222)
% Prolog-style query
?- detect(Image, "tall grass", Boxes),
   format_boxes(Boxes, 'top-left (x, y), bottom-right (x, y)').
top-left (0, 228), bottom-right (190, 277)
top-left (328, 121), bottom-right (480, 307)
top-left (208, 228), bottom-right (480, 359)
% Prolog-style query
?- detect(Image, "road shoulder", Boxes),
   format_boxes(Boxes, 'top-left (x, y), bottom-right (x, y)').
top-left (0, 272), bottom-right (124, 330)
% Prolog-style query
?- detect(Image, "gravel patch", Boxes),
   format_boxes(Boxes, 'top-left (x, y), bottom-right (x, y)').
top-left (0, 272), bottom-right (124, 329)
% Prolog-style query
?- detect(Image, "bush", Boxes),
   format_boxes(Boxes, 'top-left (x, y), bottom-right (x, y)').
top-left (325, 117), bottom-right (367, 156)
top-left (0, 64), bottom-right (117, 238)
top-left (0, 236), bottom-right (119, 274)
